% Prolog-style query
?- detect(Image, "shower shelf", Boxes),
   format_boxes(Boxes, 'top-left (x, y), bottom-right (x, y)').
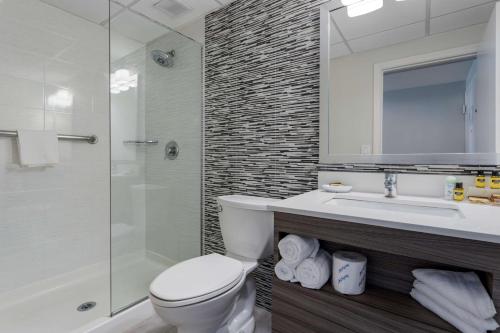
top-left (0, 130), bottom-right (98, 144)
top-left (123, 140), bottom-right (159, 145)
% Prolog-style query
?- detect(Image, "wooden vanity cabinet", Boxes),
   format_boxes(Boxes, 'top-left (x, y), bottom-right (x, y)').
top-left (272, 212), bottom-right (500, 333)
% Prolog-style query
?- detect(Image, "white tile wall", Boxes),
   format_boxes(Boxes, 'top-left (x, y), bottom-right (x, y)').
top-left (144, 31), bottom-right (202, 263)
top-left (0, 0), bottom-right (110, 301)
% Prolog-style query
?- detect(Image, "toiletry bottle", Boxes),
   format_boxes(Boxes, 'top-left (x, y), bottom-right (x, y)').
top-left (454, 182), bottom-right (465, 202)
top-left (444, 176), bottom-right (457, 200)
top-left (491, 171), bottom-right (500, 189)
top-left (475, 171), bottom-right (486, 188)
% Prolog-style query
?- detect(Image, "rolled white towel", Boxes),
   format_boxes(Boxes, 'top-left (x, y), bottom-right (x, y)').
top-left (412, 269), bottom-right (496, 320)
top-left (414, 281), bottom-right (499, 332)
top-left (410, 288), bottom-right (484, 333)
top-left (278, 234), bottom-right (320, 268)
top-left (296, 249), bottom-right (332, 289)
top-left (275, 259), bottom-right (298, 282)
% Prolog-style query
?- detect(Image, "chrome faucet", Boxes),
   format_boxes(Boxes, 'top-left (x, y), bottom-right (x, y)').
top-left (384, 173), bottom-right (398, 198)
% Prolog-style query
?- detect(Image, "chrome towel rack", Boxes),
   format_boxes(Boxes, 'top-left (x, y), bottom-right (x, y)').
top-left (0, 130), bottom-right (98, 144)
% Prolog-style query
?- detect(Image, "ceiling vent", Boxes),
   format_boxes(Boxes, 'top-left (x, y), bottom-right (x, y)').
top-left (153, 0), bottom-right (192, 17)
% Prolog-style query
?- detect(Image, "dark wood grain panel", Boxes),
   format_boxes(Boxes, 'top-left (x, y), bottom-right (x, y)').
top-left (275, 212), bottom-right (500, 275)
top-left (272, 313), bottom-right (328, 333)
top-left (273, 298), bottom-right (355, 333)
top-left (273, 212), bottom-right (500, 333)
top-left (318, 239), bottom-right (489, 295)
top-left (274, 278), bottom-right (457, 333)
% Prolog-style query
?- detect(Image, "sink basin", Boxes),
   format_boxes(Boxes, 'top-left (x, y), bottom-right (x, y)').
top-left (326, 195), bottom-right (464, 219)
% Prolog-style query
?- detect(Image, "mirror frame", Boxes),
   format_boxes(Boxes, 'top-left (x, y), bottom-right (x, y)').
top-left (319, 1), bottom-right (500, 166)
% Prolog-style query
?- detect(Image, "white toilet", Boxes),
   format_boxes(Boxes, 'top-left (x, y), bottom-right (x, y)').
top-left (149, 195), bottom-right (279, 333)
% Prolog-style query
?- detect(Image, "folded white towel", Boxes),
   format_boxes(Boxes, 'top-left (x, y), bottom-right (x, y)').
top-left (296, 249), bottom-right (332, 289)
top-left (414, 280), bottom-right (499, 332)
top-left (413, 269), bottom-right (496, 320)
top-left (17, 129), bottom-right (59, 167)
top-left (278, 234), bottom-right (320, 268)
top-left (410, 288), bottom-right (484, 333)
top-left (275, 259), bottom-right (298, 282)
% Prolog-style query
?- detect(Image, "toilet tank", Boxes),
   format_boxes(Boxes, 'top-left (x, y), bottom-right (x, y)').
top-left (217, 195), bottom-right (280, 260)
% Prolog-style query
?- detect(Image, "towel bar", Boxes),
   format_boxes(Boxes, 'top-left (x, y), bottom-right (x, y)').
top-left (0, 130), bottom-right (98, 144)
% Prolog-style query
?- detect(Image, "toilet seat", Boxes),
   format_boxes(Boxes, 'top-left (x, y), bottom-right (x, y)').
top-left (150, 254), bottom-right (244, 308)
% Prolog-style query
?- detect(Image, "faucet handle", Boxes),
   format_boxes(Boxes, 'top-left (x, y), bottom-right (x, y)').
top-left (385, 173), bottom-right (397, 184)
top-left (384, 173), bottom-right (398, 198)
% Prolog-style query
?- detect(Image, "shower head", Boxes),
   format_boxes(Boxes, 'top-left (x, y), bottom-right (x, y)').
top-left (151, 49), bottom-right (175, 68)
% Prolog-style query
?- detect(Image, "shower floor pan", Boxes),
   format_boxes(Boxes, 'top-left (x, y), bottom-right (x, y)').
top-left (0, 256), bottom-right (168, 333)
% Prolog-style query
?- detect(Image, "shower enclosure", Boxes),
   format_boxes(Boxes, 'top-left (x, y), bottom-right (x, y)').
top-left (0, 1), bottom-right (202, 332)
top-left (110, 9), bottom-right (202, 313)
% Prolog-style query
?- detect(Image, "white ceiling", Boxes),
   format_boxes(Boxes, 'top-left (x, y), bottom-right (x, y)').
top-left (330, 0), bottom-right (496, 58)
top-left (41, 0), bottom-right (236, 60)
top-left (41, 0), bottom-right (123, 24)
top-left (128, 0), bottom-right (221, 31)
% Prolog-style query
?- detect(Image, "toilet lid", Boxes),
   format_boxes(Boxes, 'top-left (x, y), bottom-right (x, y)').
top-left (218, 195), bottom-right (281, 211)
top-left (150, 254), bottom-right (244, 306)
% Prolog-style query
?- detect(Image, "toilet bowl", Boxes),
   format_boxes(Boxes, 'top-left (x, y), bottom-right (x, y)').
top-left (149, 195), bottom-right (279, 333)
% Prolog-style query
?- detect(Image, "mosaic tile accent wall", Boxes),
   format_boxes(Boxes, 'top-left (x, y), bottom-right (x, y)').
top-left (204, 0), bottom-right (321, 310)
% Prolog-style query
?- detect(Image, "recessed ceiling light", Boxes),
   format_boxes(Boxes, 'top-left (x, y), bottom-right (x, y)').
top-left (341, 0), bottom-right (359, 5)
top-left (347, 0), bottom-right (383, 18)
top-left (110, 69), bottom-right (138, 94)
top-left (48, 90), bottom-right (73, 108)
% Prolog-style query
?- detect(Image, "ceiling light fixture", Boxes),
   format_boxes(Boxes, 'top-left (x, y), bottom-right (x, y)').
top-left (48, 89), bottom-right (73, 108)
top-left (110, 69), bottom-right (138, 95)
top-left (347, 0), bottom-right (383, 18)
top-left (341, 0), bottom-right (359, 5)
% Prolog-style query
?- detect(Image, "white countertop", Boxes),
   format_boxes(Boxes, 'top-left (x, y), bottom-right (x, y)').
top-left (269, 190), bottom-right (500, 244)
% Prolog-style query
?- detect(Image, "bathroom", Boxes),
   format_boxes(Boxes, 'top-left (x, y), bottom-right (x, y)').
top-left (0, 0), bottom-right (499, 332)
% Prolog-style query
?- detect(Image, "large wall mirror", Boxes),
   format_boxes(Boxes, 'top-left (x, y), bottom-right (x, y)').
top-left (320, 0), bottom-right (500, 165)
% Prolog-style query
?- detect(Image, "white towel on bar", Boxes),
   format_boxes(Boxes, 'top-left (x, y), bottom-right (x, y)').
top-left (412, 269), bottom-right (496, 320)
top-left (296, 249), bottom-right (332, 289)
top-left (410, 288), bottom-right (484, 333)
top-left (413, 280), bottom-right (499, 332)
top-left (275, 259), bottom-right (298, 282)
top-left (17, 129), bottom-right (59, 167)
top-left (278, 234), bottom-right (320, 268)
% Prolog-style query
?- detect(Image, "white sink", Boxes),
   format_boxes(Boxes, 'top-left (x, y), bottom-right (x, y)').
top-left (326, 194), bottom-right (464, 219)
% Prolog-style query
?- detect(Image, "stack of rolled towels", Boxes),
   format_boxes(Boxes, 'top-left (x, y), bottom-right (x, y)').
top-left (275, 234), bottom-right (332, 289)
top-left (410, 269), bottom-right (499, 333)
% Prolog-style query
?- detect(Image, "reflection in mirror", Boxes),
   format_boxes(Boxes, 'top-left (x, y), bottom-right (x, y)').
top-left (383, 58), bottom-right (476, 155)
top-left (326, 0), bottom-right (500, 161)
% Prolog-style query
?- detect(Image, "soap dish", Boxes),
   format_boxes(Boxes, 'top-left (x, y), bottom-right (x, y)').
top-left (321, 184), bottom-right (353, 193)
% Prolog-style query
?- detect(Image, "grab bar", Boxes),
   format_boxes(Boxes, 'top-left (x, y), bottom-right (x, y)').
top-left (0, 130), bottom-right (98, 144)
top-left (123, 140), bottom-right (159, 145)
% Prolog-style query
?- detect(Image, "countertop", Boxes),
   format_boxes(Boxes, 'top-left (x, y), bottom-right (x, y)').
top-left (269, 190), bottom-right (500, 244)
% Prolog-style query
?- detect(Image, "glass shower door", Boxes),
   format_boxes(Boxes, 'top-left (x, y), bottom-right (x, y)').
top-left (110, 17), bottom-right (202, 312)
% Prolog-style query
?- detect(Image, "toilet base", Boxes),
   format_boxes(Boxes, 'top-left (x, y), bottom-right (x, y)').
top-left (154, 277), bottom-right (257, 333)
top-left (216, 277), bottom-right (256, 333)
top-left (217, 317), bottom-right (255, 333)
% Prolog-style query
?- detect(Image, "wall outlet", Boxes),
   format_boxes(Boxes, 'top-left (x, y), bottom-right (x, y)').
top-left (361, 145), bottom-right (372, 155)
